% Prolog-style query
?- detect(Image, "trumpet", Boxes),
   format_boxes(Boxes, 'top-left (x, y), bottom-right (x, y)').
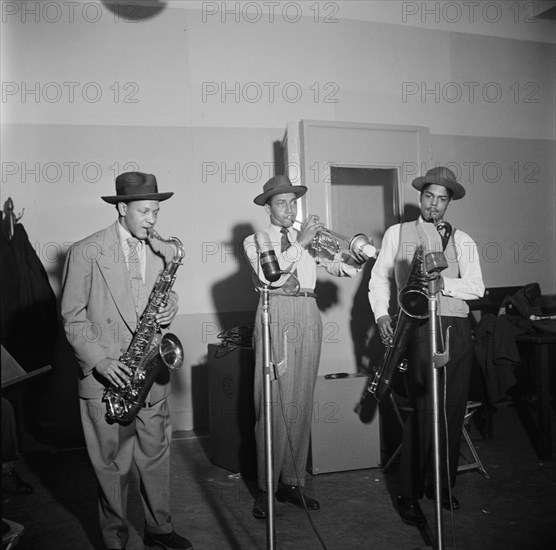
top-left (294, 217), bottom-right (377, 261)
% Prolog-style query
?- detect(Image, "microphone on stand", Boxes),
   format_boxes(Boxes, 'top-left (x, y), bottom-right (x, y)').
top-left (255, 232), bottom-right (281, 283)
top-left (417, 222), bottom-right (449, 277)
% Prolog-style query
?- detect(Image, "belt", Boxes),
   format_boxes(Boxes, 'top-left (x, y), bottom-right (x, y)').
top-left (269, 289), bottom-right (316, 299)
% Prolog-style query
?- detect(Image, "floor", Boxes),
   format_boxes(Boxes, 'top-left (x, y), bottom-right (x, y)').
top-left (2, 401), bottom-right (556, 550)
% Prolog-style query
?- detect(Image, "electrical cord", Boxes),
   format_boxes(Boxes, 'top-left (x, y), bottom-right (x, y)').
top-left (215, 325), bottom-right (254, 357)
top-left (275, 370), bottom-right (329, 550)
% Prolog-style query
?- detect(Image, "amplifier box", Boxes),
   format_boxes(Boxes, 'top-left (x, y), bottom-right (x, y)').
top-left (307, 374), bottom-right (380, 475)
top-left (207, 344), bottom-right (256, 478)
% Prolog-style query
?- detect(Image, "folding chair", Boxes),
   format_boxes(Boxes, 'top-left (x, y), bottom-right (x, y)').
top-left (381, 394), bottom-right (489, 479)
top-left (457, 401), bottom-right (490, 478)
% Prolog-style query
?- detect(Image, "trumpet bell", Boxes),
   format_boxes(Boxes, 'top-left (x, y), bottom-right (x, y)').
top-left (349, 233), bottom-right (377, 259)
top-left (312, 228), bottom-right (376, 260)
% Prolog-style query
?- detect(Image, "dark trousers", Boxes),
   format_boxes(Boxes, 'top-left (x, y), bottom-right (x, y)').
top-left (399, 316), bottom-right (473, 499)
top-left (1, 398), bottom-right (19, 464)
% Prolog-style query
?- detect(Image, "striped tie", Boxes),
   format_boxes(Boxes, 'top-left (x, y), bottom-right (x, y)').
top-left (127, 237), bottom-right (148, 317)
top-left (280, 228), bottom-right (298, 293)
top-left (280, 227), bottom-right (291, 252)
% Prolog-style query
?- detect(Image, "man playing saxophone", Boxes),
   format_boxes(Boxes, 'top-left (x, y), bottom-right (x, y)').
top-left (368, 167), bottom-right (484, 527)
top-left (61, 172), bottom-right (192, 550)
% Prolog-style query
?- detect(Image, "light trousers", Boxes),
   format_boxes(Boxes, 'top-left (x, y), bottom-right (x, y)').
top-left (80, 397), bottom-right (173, 549)
top-left (253, 294), bottom-right (323, 491)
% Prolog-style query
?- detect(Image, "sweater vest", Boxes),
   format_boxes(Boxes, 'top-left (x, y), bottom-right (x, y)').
top-left (394, 221), bottom-right (469, 318)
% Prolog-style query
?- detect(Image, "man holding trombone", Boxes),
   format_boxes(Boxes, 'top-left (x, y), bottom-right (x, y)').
top-left (243, 175), bottom-right (372, 520)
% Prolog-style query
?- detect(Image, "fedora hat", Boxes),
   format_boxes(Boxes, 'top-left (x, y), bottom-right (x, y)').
top-left (254, 175), bottom-right (307, 206)
top-left (412, 166), bottom-right (465, 200)
top-left (101, 172), bottom-right (173, 204)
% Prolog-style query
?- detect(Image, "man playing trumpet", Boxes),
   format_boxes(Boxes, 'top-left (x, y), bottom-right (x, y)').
top-left (243, 175), bottom-right (371, 519)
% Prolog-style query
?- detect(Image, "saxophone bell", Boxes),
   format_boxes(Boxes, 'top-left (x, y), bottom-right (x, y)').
top-left (159, 333), bottom-right (184, 371)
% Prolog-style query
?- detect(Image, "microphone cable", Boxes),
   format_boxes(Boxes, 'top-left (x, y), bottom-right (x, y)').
top-left (214, 325), bottom-right (254, 357)
top-left (274, 369), bottom-right (329, 550)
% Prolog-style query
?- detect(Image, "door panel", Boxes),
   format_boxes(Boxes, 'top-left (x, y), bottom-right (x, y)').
top-left (285, 120), bottom-right (431, 376)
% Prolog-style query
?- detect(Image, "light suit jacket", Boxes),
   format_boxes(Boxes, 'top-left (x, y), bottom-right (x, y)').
top-left (61, 221), bottom-right (177, 401)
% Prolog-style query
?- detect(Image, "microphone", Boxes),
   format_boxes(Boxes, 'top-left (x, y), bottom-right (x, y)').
top-left (417, 223), bottom-right (448, 275)
top-left (255, 232), bottom-right (281, 283)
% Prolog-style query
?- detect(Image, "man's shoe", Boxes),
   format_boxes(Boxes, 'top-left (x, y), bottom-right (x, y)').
top-left (276, 484), bottom-right (320, 511)
top-left (396, 496), bottom-right (426, 526)
top-left (425, 487), bottom-right (460, 510)
top-left (144, 531), bottom-right (193, 550)
top-left (252, 491), bottom-right (269, 519)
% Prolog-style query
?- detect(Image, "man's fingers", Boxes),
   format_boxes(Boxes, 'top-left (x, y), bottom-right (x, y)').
top-left (115, 360), bottom-right (132, 377)
top-left (111, 363), bottom-right (131, 387)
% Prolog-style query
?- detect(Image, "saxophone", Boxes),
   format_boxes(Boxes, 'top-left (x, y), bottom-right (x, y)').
top-left (367, 221), bottom-right (452, 402)
top-left (104, 229), bottom-right (185, 424)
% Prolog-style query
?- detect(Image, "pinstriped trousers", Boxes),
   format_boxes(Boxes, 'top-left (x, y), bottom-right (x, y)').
top-left (253, 294), bottom-right (323, 491)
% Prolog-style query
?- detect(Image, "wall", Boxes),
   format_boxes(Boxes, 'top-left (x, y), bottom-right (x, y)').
top-left (1, 0), bottom-right (555, 433)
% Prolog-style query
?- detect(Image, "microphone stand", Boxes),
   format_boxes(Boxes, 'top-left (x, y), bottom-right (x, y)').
top-left (426, 266), bottom-right (450, 550)
top-left (260, 282), bottom-right (276, 550)
top-left (254, 237), bottom-right (299, 549)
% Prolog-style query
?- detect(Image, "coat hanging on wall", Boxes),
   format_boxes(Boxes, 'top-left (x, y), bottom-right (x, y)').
top-left (0, 198), bottom-right (59, 371)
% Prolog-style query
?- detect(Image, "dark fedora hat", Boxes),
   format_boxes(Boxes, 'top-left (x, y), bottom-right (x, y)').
top-left (254, 175), bottom-right (307, 206)
top-left (101, 172), bottom-right (173, 204)
top-left (412, 166), bottom-right (465, 200)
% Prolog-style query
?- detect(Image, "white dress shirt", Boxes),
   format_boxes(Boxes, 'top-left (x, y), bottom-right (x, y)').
top-left (369, 217), bottom-right (485, 319)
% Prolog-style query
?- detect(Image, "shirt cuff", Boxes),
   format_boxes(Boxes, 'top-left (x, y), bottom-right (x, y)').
top-left (373, 306), bottom-right (390, 320)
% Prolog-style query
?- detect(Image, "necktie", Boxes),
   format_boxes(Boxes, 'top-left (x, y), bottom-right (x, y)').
top-left (280, 227), bottom-right (291, 252)
top-left (280, 228), bottom-right (298, 292)
top-left (127, 237), bottom-right (148, 316)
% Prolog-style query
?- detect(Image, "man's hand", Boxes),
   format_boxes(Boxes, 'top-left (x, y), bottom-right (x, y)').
top-left (94, 358), bottom-right (132, 388)
top-left (351, 248), bottom-right (369, 265)
top-left (296, 214), bottom-right (324, 249)
top-left (376, 315), bottom-right (393, 345)
top-left (155, 292), bottom-right (178, 326)
top-left (419, 273), bottom-right (444, 295)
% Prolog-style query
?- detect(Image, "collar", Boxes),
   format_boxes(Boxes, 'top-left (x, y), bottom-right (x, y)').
top-left (268, 223), bottom-right (295, 239)
top-left (117, 221), bottom-right (144, 250)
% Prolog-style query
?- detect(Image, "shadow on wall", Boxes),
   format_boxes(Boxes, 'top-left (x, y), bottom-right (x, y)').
top-left (211, 223), bottom-right (259, 331)
top-left (185, 224), bottom-right (260, 432)
top-left (100, 0), bottom-right (168, 21)
top-left (350, 257), bottom-right (378, 375)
